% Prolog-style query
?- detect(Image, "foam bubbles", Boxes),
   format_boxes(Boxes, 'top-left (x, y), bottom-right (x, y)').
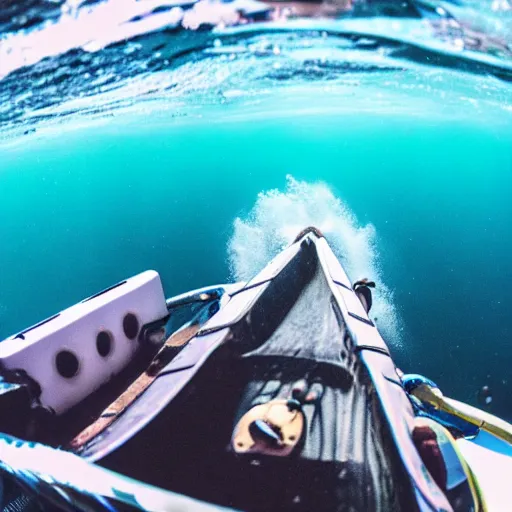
top-left (228, 175), bottom-right (402, 347)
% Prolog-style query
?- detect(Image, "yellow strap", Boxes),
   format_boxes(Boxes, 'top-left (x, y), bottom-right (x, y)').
top-left (416, 417), bottom-right (488, 512)
top-left (412, 384), bottom-right (512, 445)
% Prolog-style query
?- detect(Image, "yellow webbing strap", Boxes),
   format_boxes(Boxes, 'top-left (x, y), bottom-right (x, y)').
top-left (415, 417), bottom-right (488, 512)
top-left (412, 384), bottom-right (512, 445)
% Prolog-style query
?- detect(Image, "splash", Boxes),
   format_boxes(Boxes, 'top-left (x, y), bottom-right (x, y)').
top-left (228, 175), bottom-right (402, 346)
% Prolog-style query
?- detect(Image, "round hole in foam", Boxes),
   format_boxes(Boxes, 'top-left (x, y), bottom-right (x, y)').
top-left (123, 313), bottom-right (139, 340)
top-left (96, 331), bottom-right (113, 357)
top-left (55, 350), bottom-right (80, 379)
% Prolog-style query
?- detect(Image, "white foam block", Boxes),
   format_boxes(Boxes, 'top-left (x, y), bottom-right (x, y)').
top-left (0, 270), bottom-right (168, 414)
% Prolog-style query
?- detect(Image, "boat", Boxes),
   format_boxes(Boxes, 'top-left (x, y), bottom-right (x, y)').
top-left (1, 227), bottom-right (511, 512)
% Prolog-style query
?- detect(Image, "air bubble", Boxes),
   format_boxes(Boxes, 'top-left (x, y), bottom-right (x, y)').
top-left (477, 385), bottom-right (492, 407)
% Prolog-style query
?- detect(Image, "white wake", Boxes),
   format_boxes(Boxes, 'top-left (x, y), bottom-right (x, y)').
top-left (228, 175), bottom-right (402, 347)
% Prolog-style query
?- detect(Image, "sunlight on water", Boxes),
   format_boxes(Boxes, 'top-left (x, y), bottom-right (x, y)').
top-left (228, 175), bottom-right (402, 347)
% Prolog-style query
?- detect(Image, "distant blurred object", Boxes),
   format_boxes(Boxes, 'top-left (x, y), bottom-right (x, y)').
top-left (491, 0), bottom-right (511, 12)
top-left (182, 0), bottom-right (242, 29)
top-left (181, 0), bottom-right (274, 29)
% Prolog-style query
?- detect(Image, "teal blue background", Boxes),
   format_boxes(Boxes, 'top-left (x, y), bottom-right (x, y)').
top-left (1, 97), bottom-right (511, 417)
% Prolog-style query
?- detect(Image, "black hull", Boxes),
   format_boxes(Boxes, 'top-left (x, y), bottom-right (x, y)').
top-left (74, 230), bottom-right (448, 511)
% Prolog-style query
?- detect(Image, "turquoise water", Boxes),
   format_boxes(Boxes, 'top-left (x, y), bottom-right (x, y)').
top-left (1, 6), bottom-right (512, 420)
top-left (2, 88), bottom-right (511, 417)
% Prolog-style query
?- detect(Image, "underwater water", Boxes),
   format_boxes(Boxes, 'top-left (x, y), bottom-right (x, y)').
top-left (1, 0), bottom-right (512, 420)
